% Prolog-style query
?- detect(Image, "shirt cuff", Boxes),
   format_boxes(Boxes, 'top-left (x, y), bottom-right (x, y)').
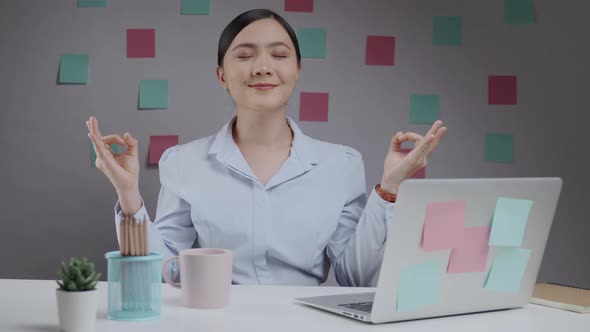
top-left (366, 187), bottom-right (395, 225)
top-left (368, 187), bottom-right (395, 207)
top-left (114, 199), bottom-right (149, 223)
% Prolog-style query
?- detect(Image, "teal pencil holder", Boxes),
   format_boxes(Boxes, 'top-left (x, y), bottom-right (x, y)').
top-left (105, 251), bottom-right (162, 321)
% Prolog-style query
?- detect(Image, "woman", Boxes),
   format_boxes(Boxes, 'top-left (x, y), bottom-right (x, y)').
top-left (87, 9), bottom-right (446, 287)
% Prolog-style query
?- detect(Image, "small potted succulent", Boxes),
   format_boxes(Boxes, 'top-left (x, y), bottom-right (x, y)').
top-left (56, 257), bottom-right (101, 332)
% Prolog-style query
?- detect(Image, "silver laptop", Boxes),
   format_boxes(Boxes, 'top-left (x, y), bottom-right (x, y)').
top-left (295, 177), bottom-right (563, 324)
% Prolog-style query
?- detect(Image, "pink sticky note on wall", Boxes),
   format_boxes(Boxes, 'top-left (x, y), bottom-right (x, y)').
top-left (488, 75), bottom-right (517, 105)
top-left (149, 135), bottom-right (179, 165)
top-left (422, 200), bottom-right (466, 252)
top-left (300, 92), bottom-right (329, 122)
top-left (285, 0), bottom-right (313, 12)
top-left (127, 29), bottom-right (155, 58)
top-left (447, 226), bottom-right (491, 273)
top-left (401, 148), bottom-right (426, 178)
top-left (366, 36), bottom-right (395, 66)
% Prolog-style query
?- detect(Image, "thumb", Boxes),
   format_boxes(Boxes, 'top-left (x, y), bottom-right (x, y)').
top-left (389, 132), bottom-right (403, 152)
top-left (123, 132), bottom-right (138, 156)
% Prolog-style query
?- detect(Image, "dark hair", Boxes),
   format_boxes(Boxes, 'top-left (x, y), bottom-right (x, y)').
top-left (217, 9), bottom-right (301, 67)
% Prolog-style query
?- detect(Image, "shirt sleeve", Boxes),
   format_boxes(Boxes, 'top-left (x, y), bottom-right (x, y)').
top-left (326, 147), bottom-right (395, 287)
top-left (113, 146), bottom-right (196, 283)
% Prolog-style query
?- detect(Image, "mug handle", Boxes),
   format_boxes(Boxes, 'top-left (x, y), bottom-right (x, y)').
top-left (162, 256), bottom-right (181, 289)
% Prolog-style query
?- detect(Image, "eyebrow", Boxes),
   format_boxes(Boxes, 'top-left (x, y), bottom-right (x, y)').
top-left (230, 41), bottom-right (291, 52)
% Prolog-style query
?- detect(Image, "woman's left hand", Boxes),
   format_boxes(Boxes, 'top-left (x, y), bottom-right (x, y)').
top-left (380, 120), bottom-right (447, 195)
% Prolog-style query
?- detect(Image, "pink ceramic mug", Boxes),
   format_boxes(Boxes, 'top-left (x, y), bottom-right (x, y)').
top-left (162, 248), bottom-right (232, 309)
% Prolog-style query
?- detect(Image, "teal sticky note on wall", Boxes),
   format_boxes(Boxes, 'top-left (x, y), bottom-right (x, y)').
top-left (139, 80), bottom-right (168, 109)
top-left (485, 247), bottom-right (531, 292)
top-left (433, 16), bottom-right (462, 46)
top-left (59, 54), bottom-right (88, 84)
top-left (181, 0), bottom-right (210, 15)
top-left (504, 0), bottom-right (535, 24)
top-left (78, 0), bottom-right (106, 7)
top-left (110, 144), bottom-right (126, 154)
top-left (397, 258), bottom-right (442, 312)
top-left (410, 94), bottom-right (439, 124)
top-left (298, 28), bottom-right (326, 58)
top-left (484, 133), bottom-right (513, 163)
top-left (489, 197), bottom-right (533, 247)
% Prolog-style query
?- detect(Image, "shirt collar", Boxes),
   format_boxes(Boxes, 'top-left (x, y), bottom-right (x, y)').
top-left (208, 116), bottom-right (319, 167)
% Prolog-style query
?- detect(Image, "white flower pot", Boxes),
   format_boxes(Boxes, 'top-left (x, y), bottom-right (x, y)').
top-left (56, 289), bottom-right (98, 332)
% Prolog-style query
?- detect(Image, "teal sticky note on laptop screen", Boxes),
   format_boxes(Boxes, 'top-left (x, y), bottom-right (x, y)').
top-left (396, 258), bottom-right (442, 312)
top-left (489, 197), bottom-right (533, 246)
top-left (485, 247), bottom-right (531, 292)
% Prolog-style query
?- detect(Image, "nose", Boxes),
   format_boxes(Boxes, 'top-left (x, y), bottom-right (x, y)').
top-left (252, 54), bottom-right (272, 77)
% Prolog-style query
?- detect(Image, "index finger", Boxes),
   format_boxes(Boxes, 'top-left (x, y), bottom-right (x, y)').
top-left (88, 132), bottom-right (112, 160)
top-left (88, 116), bottom-right (103, 138)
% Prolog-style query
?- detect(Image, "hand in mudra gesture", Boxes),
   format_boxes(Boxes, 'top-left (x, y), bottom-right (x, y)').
top-left (380, 120), bottom-right (447, 194)
top-left (86, 116), bottom-right (140, 194)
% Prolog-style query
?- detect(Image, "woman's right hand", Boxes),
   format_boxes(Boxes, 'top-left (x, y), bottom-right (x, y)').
top-left (86, 116), bottom-right (140, 197)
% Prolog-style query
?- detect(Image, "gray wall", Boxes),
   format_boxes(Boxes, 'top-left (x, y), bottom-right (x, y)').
top-left (1, 0), bottom-right (588, 288)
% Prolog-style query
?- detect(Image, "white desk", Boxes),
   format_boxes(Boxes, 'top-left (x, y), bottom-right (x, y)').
top-left (0, 279), bottom-right (588, 331)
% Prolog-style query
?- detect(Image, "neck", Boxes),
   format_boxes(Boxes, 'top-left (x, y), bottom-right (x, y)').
top-left (233, 107), bottom-right (293, 148)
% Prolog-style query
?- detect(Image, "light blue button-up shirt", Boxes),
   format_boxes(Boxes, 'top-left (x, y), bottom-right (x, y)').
top-left (115, 116), bottom-right (395, 286)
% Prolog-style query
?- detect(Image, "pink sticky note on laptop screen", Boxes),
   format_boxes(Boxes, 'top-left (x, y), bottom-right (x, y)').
top-left (149, 135), bottom-right (179, 165)
top-left (421, 200), bottom-right (466, 252)
top-left (447, 226), bottom-right (491, 273)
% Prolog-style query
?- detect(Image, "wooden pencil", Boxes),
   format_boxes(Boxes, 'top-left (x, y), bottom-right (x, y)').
top-left (139, 219), bottom-right (145, 256)
top-left (126, 216), bottom-right (131, 256)
top-left (125, 217), bottom-right (131, 256)
top-left (120, 216), bottom-right (126, 255)
top-left (135, 218), bottom-right (141, 256)
top-left (132, 217), bottom-right (138, 256)
top-left (134, 217), bottom-right (140, 256)
top-left (143, 216), bottom-right (148, 255)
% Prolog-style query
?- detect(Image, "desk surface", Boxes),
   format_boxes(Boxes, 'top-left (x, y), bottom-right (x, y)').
top-left (0, 279), bottom-right (588, 331)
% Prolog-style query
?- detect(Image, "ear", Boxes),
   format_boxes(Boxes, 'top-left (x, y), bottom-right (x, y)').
top-left (216, 66), bottom-right (228, 89)
top-left (295, 62), bottom-right (302, 80)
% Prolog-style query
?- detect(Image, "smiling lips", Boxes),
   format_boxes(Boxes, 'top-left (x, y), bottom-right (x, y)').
top-left (249, 83), bottom-right (277, 90)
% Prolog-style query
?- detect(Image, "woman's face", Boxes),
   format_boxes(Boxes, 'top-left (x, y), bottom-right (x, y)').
top-left (217, 18), bottom-right (301, 114)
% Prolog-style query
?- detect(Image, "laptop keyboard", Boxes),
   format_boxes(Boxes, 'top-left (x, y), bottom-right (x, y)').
top-left (338, 301), bottom-right (373, 313)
